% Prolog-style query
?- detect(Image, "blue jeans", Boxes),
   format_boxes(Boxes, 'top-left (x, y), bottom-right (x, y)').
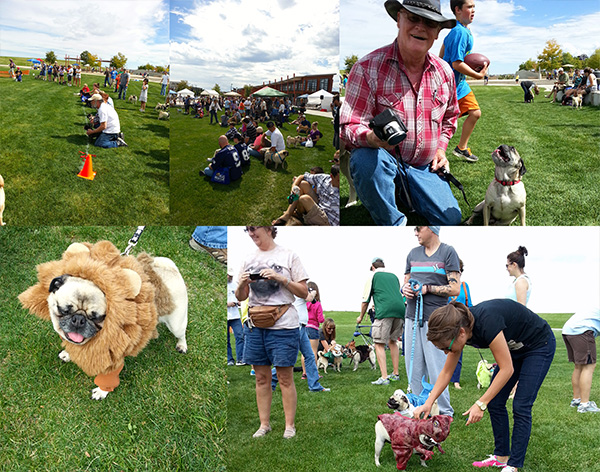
top-left (350, 147), bottom-right (462, 226)
top-left (192, 226), bottom-right (226, 249)
top-left (248, 148), bottom-right (261, 158)
top-left (227, 318), bottom-right (244, 364)
top-left (118, 85), bottom-right (128, 100)
top-left (161, 83), bottom-right (167, 96)
top-left (272, 326), bottom-right (325, 392)
top-left (210, 110), bottom-right (218, 124)
top-left (94, 133), bottom-right (119, 148)
top-left (243, 326), bottom-right (299, 367)
top-left (203, 167), bottom-right (214, 177)
top-left (488, 335), bottom-right (556, 468)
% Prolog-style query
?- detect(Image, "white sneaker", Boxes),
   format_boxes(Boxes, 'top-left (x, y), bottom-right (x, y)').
top-left (371, 377), bottom-right (390, 385)
top-left (577, 401), bottom-right (600, 413)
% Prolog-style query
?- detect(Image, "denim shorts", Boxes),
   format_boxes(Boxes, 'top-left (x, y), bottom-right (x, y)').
top-left (243, 325), bottom-right (300, 367)
top-left (306, 326), bottom-right (319, 340)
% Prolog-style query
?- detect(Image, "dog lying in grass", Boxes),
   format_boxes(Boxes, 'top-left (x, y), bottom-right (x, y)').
top-left (375, 414), bottom-right (452, 469)
top-left (128, 95), bottom-right (138, 103)
top-left (263, 150), bottom-right (289, 170)
top-left (158, 111), bottom-right (170, 120)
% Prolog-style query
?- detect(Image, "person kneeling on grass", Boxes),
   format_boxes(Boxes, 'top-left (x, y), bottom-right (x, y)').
top-left (86, 94), bottom-right (127, 148)
top-left (272, 164), bottom-right (340, 226)
top-left (201, 135), bottom-right (242, 182)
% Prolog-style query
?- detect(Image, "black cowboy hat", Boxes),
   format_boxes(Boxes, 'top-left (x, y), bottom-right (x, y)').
top-left (385, 0), bottom-right (456, 29)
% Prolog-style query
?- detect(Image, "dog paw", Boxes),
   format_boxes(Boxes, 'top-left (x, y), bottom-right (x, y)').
top-left (176, 341), bottom-right (188, 354)
top-left (91, 387), bottom-right (110, 400)
top-left (58, 350), bottom-right (71, 362)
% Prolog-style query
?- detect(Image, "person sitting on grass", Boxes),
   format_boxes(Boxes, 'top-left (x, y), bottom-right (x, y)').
top-left (248, 126), bottom-right (265, 158)
top-left (85, 94), bottom-right (128, 148)
top-left (233, 133), bottom-right (250, 166)
top-left (201, 135), bottom-right (242, 182)
top-left (272, 164), bottom-right (340, 226)
top-left (298, 122), bottom-right (323, 147)
top-left (261, 121), bottom-right (287, 160)
top-left (292, 113), bottom-right (311, 134)
top-left (225, 121), bottom-right (239, 140)
top-left (15, 68), bottom-right (23, 82)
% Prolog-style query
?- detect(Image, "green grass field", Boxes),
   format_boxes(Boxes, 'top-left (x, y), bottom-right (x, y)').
top-left (341, 85), bottom-right (600, 226)
top-left (170, 110), bottom-right (337, 225)
top-left (0, 69), bottom-right (170, 225)
top-left (226, 311), bottom-right (599, 472)
top-left (0, 227), bottom-right (226, 471)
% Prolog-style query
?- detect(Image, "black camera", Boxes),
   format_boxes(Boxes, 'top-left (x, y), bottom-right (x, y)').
top-left (369, 109), bottom-right (408, 146)
top-left (249, 272), bottom-right (266, 280)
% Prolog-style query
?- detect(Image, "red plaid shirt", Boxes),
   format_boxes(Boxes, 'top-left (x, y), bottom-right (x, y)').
top-left (340, 40), bottom-right (459, 167)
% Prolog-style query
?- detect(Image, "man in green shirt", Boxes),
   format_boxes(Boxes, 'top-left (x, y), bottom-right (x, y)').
top-left (357, 258), bottom-right (405, 385)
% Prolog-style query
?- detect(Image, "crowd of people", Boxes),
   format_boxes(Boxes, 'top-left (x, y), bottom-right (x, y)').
top-left (228, 224), bottom-right (599, 472)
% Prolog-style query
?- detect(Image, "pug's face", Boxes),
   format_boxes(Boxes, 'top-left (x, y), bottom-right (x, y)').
top-left (47, 275), bottom-right (107, 345)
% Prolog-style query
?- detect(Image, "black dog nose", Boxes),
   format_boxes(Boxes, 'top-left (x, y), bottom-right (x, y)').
top-left (70, 313), bottom-right (86, 328)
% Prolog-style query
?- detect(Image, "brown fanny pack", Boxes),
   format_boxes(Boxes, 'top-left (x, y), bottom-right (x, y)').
top-left (248, 304), bottom-right (291, 328)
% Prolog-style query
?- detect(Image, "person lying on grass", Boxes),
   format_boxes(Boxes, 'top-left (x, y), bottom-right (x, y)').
top-left (272, 164), bottom-right (340, 226)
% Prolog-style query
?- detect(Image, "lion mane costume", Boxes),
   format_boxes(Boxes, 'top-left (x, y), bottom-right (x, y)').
top-left (19, 241), bottom-right (171, 391)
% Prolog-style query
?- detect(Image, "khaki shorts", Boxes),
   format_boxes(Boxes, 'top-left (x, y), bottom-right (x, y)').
top-left (372, 317), bottom-right (404, 344)
top-left (303, 204), bottom-right (330, 226)
top-left (563, 331), bottom-right (597, 365)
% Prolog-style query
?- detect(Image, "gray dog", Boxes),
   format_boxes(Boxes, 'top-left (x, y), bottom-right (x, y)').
top-left (467, 145), bottom-right (526, 226)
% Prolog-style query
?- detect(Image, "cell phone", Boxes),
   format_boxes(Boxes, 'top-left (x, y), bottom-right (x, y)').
top-left (249, 272), bottom-right (265, 280)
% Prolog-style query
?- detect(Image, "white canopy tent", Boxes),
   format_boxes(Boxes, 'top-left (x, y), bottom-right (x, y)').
top-left (306, 89), bottom-right (334, 110)
top-left (200, 89), bottom-right (220, 97)
top-left (177, 88), bottom-right (195, 98)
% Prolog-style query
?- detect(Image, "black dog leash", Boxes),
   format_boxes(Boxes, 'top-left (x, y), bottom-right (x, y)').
top-left (121, 226), bottom-right (146, 256)
top-left (436, 167), bottom-right (471, 209)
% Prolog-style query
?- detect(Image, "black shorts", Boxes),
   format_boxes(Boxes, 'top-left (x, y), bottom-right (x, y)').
top-left (563, 330), bottom-right (597, 364)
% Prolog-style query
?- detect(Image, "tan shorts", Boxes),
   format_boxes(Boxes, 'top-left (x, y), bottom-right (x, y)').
top-left (303, 204), bottom-right (330, 226)
top-left (563, 331), bottom-right (597, 365)
top-left (372, 317), bottom-right (404, 344)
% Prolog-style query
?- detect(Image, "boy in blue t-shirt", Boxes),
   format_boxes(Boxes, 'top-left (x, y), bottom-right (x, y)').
top-left (440, 0), bottom-right (488, 163)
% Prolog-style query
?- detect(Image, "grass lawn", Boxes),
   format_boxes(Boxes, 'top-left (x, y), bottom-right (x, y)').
top-left (341, 85), bottom-right (600, 226)
top-left (0, 226), bottom-right (226, 471)
top-left (0, 70), bottom-right (170, 225)
top-left (226, 311), bottom-right (599, 472)
top-left (170, 110), bottom-right (337, 225)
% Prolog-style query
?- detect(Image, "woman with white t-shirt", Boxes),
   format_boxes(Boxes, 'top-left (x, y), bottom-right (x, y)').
top-left (236, 226), bottom-right (308, 440)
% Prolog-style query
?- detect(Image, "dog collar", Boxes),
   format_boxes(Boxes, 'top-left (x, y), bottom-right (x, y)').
top-left (495, 178), bottom-right (521, 186)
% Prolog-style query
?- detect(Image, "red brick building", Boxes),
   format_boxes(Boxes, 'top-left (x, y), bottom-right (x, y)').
top-left (244, 73), bottom-right (336, 100)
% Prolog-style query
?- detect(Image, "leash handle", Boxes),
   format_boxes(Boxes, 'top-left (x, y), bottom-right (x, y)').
top-left (121, 226), bottom-right (146, 256)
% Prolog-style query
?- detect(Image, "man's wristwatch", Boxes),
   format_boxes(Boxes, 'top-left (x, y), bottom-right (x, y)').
top-left (475, 400), bottom-right (487, 411)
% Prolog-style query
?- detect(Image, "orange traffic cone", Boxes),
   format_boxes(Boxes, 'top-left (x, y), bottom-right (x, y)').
top-left (78, 153), bottom-right (96, 180)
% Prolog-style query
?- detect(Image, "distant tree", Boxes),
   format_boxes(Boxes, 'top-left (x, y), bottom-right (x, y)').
top-left (176, 80), bottom-right (190, 92)
top-left (138, 63), bottom-right (155, 70)
top-left (80, 50), bottom-right (93, 65)
top-left (213, 83), bottom-right (221, 94)
top-left (537, 39), bottom-right (562, 71)
top-left (518, 58), bottom-right (537, 71)
top-left (243, 84), bottom-right (253, 97)
top-left (87, 53), bottom-right (100, 68)
top-left (156, 66), bottom-right (166, 73)
top-left (344, 54), bottom-right (358, 74)
top-left (588, 48), bottom-right (600, 69)
top-left (110, 52), bottom-right (127, 69)
top-left (45, 50), bottom-right (57, 64)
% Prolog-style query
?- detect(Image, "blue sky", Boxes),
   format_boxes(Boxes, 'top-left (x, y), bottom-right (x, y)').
top-left (170, 0), bottom-right (340, 90)
top-left (228, 226), bottom-right (600, 315)
top-left (0, 0), bottom-right (169, 69)
top-left (341, 0), bottom-right (600, 74)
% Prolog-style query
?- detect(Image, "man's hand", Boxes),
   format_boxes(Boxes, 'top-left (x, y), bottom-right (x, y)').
top-left (366, 130), bottom-right (395, 151)
top-left (430, 149), bottom-right (449, 172)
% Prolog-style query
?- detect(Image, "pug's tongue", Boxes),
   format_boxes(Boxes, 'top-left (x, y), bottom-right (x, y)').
top-left (67, 332), bottom-right (84, 343)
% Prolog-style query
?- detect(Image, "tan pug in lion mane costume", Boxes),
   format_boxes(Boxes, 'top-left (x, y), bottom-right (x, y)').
top-left (19, 240), bottom-right (188, 400)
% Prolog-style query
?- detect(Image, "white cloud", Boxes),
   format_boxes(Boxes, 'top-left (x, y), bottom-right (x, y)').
top-left (0, 0), bottom-right (169, 67)
top-left (170, 0), bottom-right (339, 89)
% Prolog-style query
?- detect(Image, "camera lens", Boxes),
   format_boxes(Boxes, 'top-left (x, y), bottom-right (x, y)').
top-left (383, 122), bottom-right (404, 146)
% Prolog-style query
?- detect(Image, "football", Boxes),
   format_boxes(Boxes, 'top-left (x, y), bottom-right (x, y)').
top-left (464, 53), bottom-right (490, 73)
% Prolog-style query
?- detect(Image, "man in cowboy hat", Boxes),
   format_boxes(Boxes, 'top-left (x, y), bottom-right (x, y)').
top-left (340, 0), bottom-right (461, 226)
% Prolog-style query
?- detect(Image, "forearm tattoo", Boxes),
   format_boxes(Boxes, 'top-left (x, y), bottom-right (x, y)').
top-left (428, 272), bottom-right (460, 296)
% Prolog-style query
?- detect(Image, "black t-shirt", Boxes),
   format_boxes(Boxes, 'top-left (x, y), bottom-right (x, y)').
top-left (467, 299), bottom-right (553, 352)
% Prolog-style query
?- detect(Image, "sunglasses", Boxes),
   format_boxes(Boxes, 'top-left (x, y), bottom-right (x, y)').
top-left (402, 11), bottom-right (440, 29)
top-left (244, 226), bottom-right (259, 233)
top-left (442, 336), bottom-right (456, 353)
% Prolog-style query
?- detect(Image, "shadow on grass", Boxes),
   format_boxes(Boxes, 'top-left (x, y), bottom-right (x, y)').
top-left (143, 122), bottom-right (169, 138)
top-left (52, 134), bottom-right (91, 146)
